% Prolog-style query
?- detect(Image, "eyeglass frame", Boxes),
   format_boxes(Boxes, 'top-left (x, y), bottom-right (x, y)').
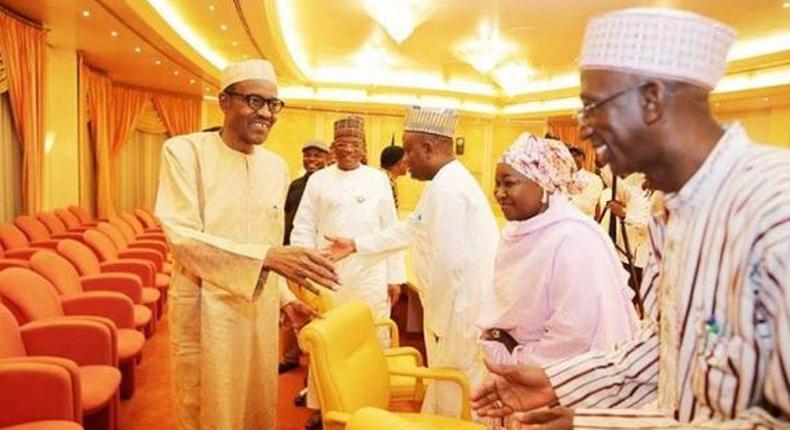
top-left (223, 90), bottom-right (285, 114)
top-left (576, 82), bottom-right (648, 124)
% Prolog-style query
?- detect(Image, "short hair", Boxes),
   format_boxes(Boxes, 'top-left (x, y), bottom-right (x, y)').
top-left (380, 146), bottom-right (405, 168)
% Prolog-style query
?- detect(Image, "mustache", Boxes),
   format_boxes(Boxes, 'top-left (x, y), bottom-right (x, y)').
top-left (248, 115), bottom-right (273, 124)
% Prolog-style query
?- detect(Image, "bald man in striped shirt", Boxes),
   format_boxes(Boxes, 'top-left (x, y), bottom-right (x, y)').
top-left (472, 8), bottom-right (789, 429)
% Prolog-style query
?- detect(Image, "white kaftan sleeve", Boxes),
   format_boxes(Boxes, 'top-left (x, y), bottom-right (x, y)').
top-left (379, 174), bottom-right (407, 285)
top-left (155, 140), bottom-right (268, 302)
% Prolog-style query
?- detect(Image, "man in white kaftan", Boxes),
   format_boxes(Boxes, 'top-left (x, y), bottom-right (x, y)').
top-left (155, 59), bottom-right (336, 430)
top-left (327, 106), bottom-right (499, 419)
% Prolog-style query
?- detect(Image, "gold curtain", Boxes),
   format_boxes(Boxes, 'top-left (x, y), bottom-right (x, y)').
top-left (116, 126), bottom-right (166, 213)
top-left (111, 86), bottom-right (149, 153)
top-left (152, 92), bottom-right (201, 136)
top-left (0, 55), bottom-right (7, 93)
top-left (80, 62), bottom-right (114, 218)
top-left (0, 10), bottom-right (45, 214)
top-left (548, 117), bottom-right (596, 171)
top-left (0, 93), bottom-right (22, 221)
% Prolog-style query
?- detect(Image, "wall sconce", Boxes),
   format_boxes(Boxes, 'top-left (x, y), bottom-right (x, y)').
top-left (455, 137), bottom-right (465, 155)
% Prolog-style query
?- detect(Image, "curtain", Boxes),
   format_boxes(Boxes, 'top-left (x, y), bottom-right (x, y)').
top-left (152, 92), bottom-right (201, 137)
top-left (0, 93), bottom-right (22, 221)
top-left (0, 55), bottom-right (7, 93)
top-left (0, 10), bottom-right (45, 214)
top-left (111, 86), bottom-right (149, 153)
top-left (116, 127), bottom-right (166, 213)
top-left (80, 62), bottom-right (114, 218)
top-left (548, 117), bottom-right (596, 171)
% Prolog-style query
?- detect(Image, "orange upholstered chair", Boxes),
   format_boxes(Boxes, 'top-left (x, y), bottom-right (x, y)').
top-left (81, 230), bottom-right (169, 300)
top-left (0, 268), bottom-right (145, 400)
top-left (0, 303), bottom-right (120, 430)
top-left (105, 218), bottom-right (168, 260)
top-left (0, 243), bottom-right (30, 270)
top-left (37, 212), bottom-right (87, 237)
top-left (92, 225), bottom-right (166, 273)
top-left (0, 223), bottom-right (57, 256)
top-left (56, 240), bottom-right (162, 323)
top-left (119, 213), bottom-right (164, 239)
top-left (133, 208), bottom-right (161, 231)
top-left (0, 356), bottom-right (83, 430)
top-left (14, 216), bottom-right (82, 243)
top-left (55, 209), bottom-right (89, 233)
top-left (67, 207), bottom-right (101, 228)
top-left (29, 251), bottom-right (154, 335)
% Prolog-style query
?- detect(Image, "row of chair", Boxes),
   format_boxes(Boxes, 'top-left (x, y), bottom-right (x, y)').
top-left (0, 207), bottom-right (169, 430)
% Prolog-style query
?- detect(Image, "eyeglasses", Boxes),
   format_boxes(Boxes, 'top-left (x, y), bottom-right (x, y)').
top-left (576, 82), bottom-right (647, 124)
top-left (224, 91), bottom-right (285, 114)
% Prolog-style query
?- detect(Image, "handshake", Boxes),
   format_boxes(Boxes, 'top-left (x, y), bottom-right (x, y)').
top-left (261, 235), bottom-right (357, 292)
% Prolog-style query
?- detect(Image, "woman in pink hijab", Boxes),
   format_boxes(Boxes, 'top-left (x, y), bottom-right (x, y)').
top-left (478, 132), bottom-right (637, 367)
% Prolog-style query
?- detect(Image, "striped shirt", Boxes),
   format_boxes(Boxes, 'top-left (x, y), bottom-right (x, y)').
top-left (544, 124), bottom-right (790, 428)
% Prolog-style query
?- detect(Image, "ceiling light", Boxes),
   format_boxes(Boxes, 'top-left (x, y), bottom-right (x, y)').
top-left (491, 62), bottom-right (535, 97)
top-left (146, 0), bottom-right (228, 69)
top-left (456, 20), bottom-right (516, 74)
top-left (81, 10), bottom-right (91, 18)
top-left (362, 0), bottom-right (435, 44)
top-left (189, 79), bottom-right (196, 84)
top-left (134, 47), bottom-right (142, 53)
top-left (728, 31), bottom-right (790, 60)
top-left (242, 54), bottom-right (249, 59)
top-left (110, 31), bottom-right (118, 37)
top-left (154, 59), bottom-right (162, 65)
top-left (783, 2), bottom-right (790, 8)
top-left (173, 70), bottom-right (180, 76)
top-left (231, 41), bottom-right (239, 47)
top-left (208, 4), bottom-right (216, 11)
top-left (220, 24), bottom-right (228, 31)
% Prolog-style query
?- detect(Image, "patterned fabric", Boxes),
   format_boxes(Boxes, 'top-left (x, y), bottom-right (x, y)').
top-left (542, 124), bottom-right (790, 428)
top-left (581, 8), bottom-right (735, 89)
top-left (220, 59), bottom-right (276, 89)
top-left (500, 132), bottom-right (584, 195)
top-left (403, 106), bottom-right (458, 138)
top-left (334, 115), bottom-right (365, 140)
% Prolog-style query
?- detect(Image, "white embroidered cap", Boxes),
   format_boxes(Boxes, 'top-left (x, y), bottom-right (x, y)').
top-left (580, 8), bottom-right (736, 89)
top-left (403, 106), bottom-right (458, 139)
top-left (220, 59), bottom-right (277, 90)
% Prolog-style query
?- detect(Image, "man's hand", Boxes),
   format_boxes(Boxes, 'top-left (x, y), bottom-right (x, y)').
top-left (263, 246), bottom-right (338, 289)
top-left (323, 235), bottom-right (356, 262)
top-left (387, 284), bottom-right (402, 307)
top-left (471, 360), bottom-right (558, 418)
top-left (282, 300), bottom-right (319, 331)
top-left (608, 200), bottom-right (626, 219)
top-left (513, 407), bottom-right (573, 430)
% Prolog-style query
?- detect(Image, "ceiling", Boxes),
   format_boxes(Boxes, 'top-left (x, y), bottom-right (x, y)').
top-left (1, 0), bottom-right (789, 115)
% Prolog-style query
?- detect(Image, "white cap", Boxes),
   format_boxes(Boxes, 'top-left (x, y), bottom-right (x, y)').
top-left (220, 59), bottom-right (277, 90)
top-left (403, 106), bottom-right (458, 139)
top-left (580, 8), bottom-right (735, 90)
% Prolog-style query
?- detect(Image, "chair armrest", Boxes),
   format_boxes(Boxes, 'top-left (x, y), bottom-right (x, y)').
top-left (323, 411), bottom-right (350, 425)
top-left (5, 247), bottom-right (46, 259)
top-left (61, 291), bottom-right (135, 329)
top-left (118, 249), bottom-right (163, 271)
top-left (21, 317), bottom-right (117, 366)
top-left (138, 232), bottom-right (166, 242)
top-left (143, 227), bottom-right (163, 234)
top-left (374, 318), bottom-right (400, 348)
top-left (81, 273), bottom-right (143, 304)
top-left (51, 232), bottom-right (84, 241)
top-left (384, 346), bottom-right (424, 367)
top-left (100, 259), bottom-right (155, 287)
top-left (0, 258), bottom-right (29, 269)
top-left (29, 239), bottom-right (60, 249)
top-left (128, 240), bottom-right (167, 258)
top-left (0, 357), bottom-right (82, 425)
top-left (388, 366), bottom-right (472, 419)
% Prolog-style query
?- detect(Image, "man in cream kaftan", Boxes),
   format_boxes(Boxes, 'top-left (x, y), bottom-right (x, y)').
top-left (155, 59), bottom-right (335, 430)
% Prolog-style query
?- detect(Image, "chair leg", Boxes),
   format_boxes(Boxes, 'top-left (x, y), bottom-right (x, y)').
top-left (120, 360), bottom-right (137, 399)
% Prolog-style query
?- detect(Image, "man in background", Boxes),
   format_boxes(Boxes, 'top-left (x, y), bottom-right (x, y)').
top-left (380, 144), bottom-right (408, 210)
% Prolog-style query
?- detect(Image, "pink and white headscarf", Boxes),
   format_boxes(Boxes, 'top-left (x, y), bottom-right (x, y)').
top-left (499, 132), bottom-right (583, 195)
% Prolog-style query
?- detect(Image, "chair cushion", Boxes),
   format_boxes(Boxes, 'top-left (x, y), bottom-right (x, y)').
top-left (399, 413), bottom-right (486, 429)
top-left (155, 273), bottom-right (170, 290)
top-left (79, 365), bottom-right (121, 414)
top-left (141, 288), bottom-right (160, 305)
top-left (162, 262), bottom-right (172, 274)
top-left (1, 421), bottom-right (83, 430)
top-left (117, 329), bottom-right (145, 361)
top-left (133, 305), bottom-right (152, 328)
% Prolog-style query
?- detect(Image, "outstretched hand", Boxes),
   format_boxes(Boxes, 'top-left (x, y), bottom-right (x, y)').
top-left (263, 246), bottom-right (339, 290)
top-left (471, 359), bottom-right (558, 418)
top-left (323, 235), bottom-right (356, 262)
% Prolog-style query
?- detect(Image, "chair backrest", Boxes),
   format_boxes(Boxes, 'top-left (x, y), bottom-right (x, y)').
top-left (68, 206), bottom-right (93, 224)
top-left (108, 217), bottom-right (137, 243)
top-left (57, 239), bottom-right (102, 276)
top-left (0, 268), bottom-right (65, 324)
top-left (0, 223), bottom-right (31, 250)
top-left (298, 301), bottom-right (391, 414)
top-left (83, 229), bottom-right (119, 262)
top-left (134, 208), bottom-right (159, 229)
top-left (29, 251), bottom-right (84, 296)
top-left (37, 212), bottom-right (68, 235)
top-left (0, 303), bottom-right (26, 358)
top-left (55, 209), bottom-right (82, 231)
top-left (97, 222), bottom-right (128, 249)
top-left (346, 408), bottom-right (428, 430)
top-left (120, 212), bottom-right (145, 235)
top-left (14, 216), bottom-right (52, 242)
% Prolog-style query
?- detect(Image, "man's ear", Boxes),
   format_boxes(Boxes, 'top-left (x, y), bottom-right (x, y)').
top-left (640, 79), bottom-right (670, 125)
top-left (218, 93), bottom-right (231, 113)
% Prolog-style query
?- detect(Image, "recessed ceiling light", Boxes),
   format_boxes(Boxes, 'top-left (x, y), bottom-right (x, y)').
top-left (783, 1), bottom-right (790, 9)
top-left (110, 30), bottom-right (118, 37)
top-left (190, 79), bottom-right (196, 84)
top-left (173, 70), bottom-right (180, 76)
top-left (205, 86), bottom-right (211, 92)
top-left (81, 10), bottom-right (91, 18)
top-left (231, 41), bottom-right (238, 47)
top-left (762, 97), bottom-right (770, 101)
top-left (154, 59), bottom-right (162, 65)
top-left (208, 5), bottom-right (216, 11)
top-left (134, 47), bottom-right (142, 53)
top-left (220, 24), bottom-right (228, 31)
